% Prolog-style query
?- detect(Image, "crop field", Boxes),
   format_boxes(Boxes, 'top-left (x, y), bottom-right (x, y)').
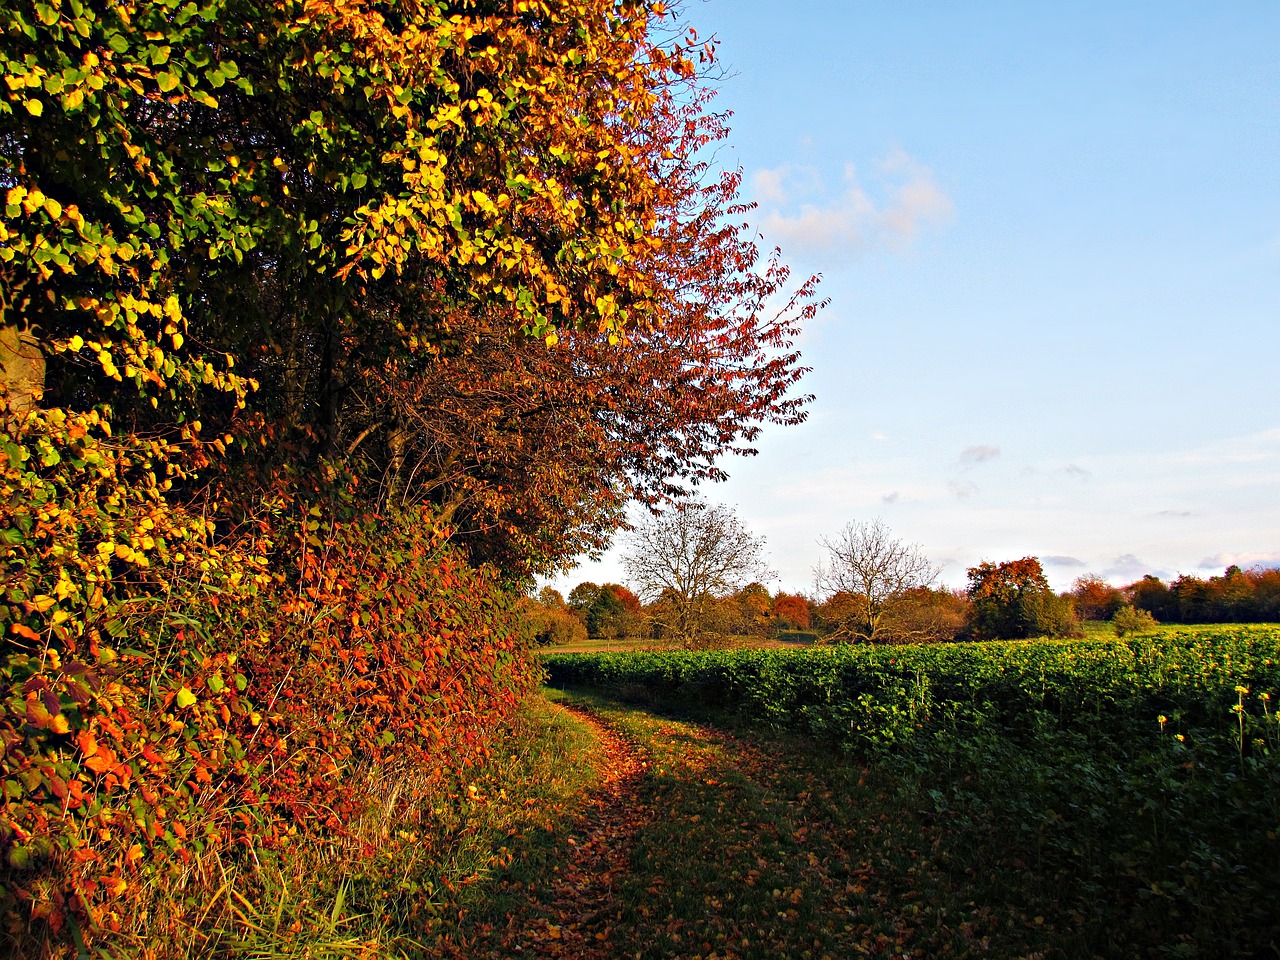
top-left (544, 625), bottom-right (1280, 752)
top-left (542, 626), bottom-right (1280, 956)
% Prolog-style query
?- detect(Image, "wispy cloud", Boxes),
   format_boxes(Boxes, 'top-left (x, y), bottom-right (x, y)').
top-left (948, 479), bottom-right (979, 500)
top-left (1063, 464), bottom-right (1090, 480)
top-left (1198, 551), bottom-right (1280, 571)
top-left (1156, 509), bottom-right (1194, 518)
top-left (1043, 555), bottom-right (1086, 568)
top-left (871, 431), bottom-right (889, 441)
top-left (959, 445), bottom-right (1001, 467)
top-left (1102, 554), bottom-right (1165, 582)
top-left (752, 151), bottom-right (953, 259)
top-left (882, 491), bottom-right (900, 504)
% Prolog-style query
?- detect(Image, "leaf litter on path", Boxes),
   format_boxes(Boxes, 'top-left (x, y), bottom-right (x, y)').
top-left (446, 701), bottom-right (652, 959)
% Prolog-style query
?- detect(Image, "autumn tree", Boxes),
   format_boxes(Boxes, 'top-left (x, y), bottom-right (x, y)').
top-left (965, 557), bottom-right (1079, 640)
top-left (772, 592), bottom-right (812, 631)
top-left (568, 582), bottom-right (642, 638)
top-left (1071, 574), bottom-right (1125, 621)
top-left (623, 500), bottom-right (771, 645)
top-left (0, 0), bottom-right (820, 947)
top-left (520, 588), bottom-right (587, 646)
top-left (813, 520), bottom-right (940, 643)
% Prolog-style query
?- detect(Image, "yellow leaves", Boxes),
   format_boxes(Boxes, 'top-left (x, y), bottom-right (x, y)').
top-left (26, 595), bottom-right (56, 614)
top-left (25, 99), bottom-right (43, 117)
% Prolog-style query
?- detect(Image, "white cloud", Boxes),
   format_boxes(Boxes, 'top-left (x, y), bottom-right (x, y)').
top-left (752, 151), bottom-right (953, 259)
top-left (1197, 551), bottom-right (1280, 571)
top-left (871, 431), bottom-right (888, 441)
top-left (948, 479), bottom-right (979, 500)
top-left (751, 168), bottom-right (789, 206)
top-left (959, 444), bottom-right (1001, 467)
top-left (1042, 555), bottom-right (1086, 568)
top-left (1102, 554), bottom-right (1165, 582)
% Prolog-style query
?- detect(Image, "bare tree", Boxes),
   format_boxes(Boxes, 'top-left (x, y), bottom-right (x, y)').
top-left (814, 519), bottom-right (940, 643)
top-left (623, 500), bottom-right (772, 645)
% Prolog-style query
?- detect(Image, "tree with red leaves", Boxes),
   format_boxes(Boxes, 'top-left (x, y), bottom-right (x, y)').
top-left (966, 557), bottom-right (1079, 640)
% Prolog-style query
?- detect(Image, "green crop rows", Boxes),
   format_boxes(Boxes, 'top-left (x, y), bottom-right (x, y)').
top-left (544, 626), bottom-right (1280, 753)
top-left (546, 627), bottom-right (1280, 953)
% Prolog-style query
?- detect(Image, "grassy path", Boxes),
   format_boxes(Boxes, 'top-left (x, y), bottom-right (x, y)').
top-left (450, 702), bottom-right (653, 958)
top-left (433, 690), bottom-right (1276, 960)
top-left (443, 694), bottom-right (976, 960)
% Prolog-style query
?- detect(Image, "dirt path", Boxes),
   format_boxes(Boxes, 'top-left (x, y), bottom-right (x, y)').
top-left (463, 703), bottom-right (652, 959)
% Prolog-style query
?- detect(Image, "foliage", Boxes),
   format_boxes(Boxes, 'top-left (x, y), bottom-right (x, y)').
top-left (770, 592), bottom-right (811, 631)
top-left (0, 0), bottom-right (818, 950)
top-left (813, 519), bottom-right (939, 643)
top-left (1127, 565), bottom-right (1280, 624)
top-left (535, 650), bottom-right (1280, 960)
top-left (623, 500), bottom-right (772, 646)
top-left (520, 592), bottom-right (588, 647)
top-left (0, 499), bottom-right (535, 952)
top-left (1070, 573), bottom-right (1125, 621)
top-left (965, 556), bottom-right (1079, 640)
top-left (1111, 603), bottom-right (1158, 637)
top-left (567, 582), bottom-right (642, 639)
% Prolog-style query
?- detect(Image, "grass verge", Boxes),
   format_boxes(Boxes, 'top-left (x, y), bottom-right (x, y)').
top-left (83, 696), bottom-right (603, 959)
top-left (551, 688), bottom-right (1280, 960)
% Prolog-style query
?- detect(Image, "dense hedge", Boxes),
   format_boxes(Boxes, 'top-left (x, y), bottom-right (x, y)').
top-left (544, 627), bottom-right (1280, 751)
top-left (1, 497), bottom-right (534, 948)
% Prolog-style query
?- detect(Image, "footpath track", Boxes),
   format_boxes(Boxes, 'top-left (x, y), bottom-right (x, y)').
top-left (453, 703), bottom-right (653, 960)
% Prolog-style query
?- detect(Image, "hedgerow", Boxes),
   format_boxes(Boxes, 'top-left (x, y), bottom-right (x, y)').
top-left (1, 487), bottom-right (535, 950)
top-left (543, 627), bottom-right (1280, 751)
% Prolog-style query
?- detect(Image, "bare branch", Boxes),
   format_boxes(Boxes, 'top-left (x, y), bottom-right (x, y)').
top-left (623, 500), bottom-right (771, 646)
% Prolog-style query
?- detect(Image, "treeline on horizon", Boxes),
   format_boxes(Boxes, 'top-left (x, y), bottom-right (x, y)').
top-left (535, 562), bottom-right (1280, 645)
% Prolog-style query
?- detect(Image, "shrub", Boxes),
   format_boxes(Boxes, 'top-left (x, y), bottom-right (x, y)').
top-left (1112, 605), bottom-right (1158, 637)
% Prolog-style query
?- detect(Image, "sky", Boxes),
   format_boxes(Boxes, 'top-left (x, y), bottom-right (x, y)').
top-left (547, 0), bottom-right (1280, 596)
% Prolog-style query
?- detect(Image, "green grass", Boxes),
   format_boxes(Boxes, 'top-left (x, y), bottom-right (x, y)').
top-left (84, 627), bottom-right (1280, 957)
top-left (84, 697), bottom-right (605, 959)
top-left (534, 688), bottom-right (1280, 959)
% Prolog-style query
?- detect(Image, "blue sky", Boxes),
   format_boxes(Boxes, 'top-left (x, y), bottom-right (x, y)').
top-left (550, 0), bottom-right (1280, 595)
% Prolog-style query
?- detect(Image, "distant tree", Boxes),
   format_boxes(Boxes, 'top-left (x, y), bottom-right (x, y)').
top-left (1112, 605), bottom-right (1158, 637)
top-left (538, 587), bottom-right (568, 609)
top-left (772, 592), bottom-right (812, 631)
top-left (599, 583), bottom-right (644, 639)
top-left (732, 582), bottom-right (775, 636)
top-left (890, 587), bottom-right (970, 643)
top-left (813, 519), bottom-right (940, 643)
top-left (1071, 574), bottom-right (1125, 621)
top-left (566, 581), bottom-right (642, 638)
top-left (623, 500), bottom-right (771, 645)
top-left (1124, 567), bottom-right (1280, 624)
top-left (1126, 575), bottom-right (1176, 621)
top-left (519, 591), bottom-right (588, 646)
top-left (966, 557), bottom-right (1080, 641)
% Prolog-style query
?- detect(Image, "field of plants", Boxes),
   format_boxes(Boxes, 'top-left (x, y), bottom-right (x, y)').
top-left (545, 626), bottom-right (1280, 751)
top-left (545, 626), bottom-right (1280, 956)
